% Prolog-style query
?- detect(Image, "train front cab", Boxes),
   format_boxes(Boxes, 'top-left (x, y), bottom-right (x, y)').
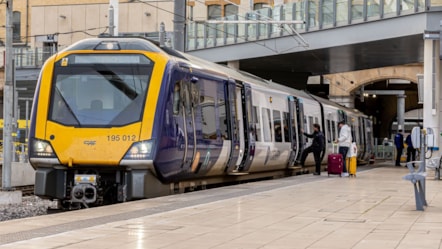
top-left (29, 39), bottom-right (174, 207)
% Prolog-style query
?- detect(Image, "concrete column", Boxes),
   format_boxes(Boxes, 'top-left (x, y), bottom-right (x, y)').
top-left (396, 94), bottom-right (405, 131)
top-left (227, 60), bottom-right (240, 70)
top-left (423, 38), bottom-right (440, 152)
top-left (328, 95), bottom-right (355, 108)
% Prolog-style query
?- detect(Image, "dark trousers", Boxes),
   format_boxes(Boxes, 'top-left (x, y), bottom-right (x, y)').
top-left (300, 146), bottom-right (322, 173)
top-left (339, 146), bottom-right (349, 172)
top-left (406, 147), bottom-right (416, 163)
top-left (396, 147), bottom-right (403, 166)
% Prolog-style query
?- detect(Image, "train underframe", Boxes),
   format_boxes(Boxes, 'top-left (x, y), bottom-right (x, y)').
top-left (34, 164), bottom-right (316, 210)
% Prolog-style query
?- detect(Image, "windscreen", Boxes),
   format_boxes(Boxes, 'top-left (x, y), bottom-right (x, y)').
top-left (49, 54), bottom-right (154, 127)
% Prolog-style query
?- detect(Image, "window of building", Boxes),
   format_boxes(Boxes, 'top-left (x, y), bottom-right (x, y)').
top-left (13, 11), bottom-right (21, 43)
top-left (208, 4), bottom-right (222, 19)
top-left (225, 4), bottom-right (238, 16)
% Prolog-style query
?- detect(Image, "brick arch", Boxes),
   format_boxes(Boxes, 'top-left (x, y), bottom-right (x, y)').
top-left (326, 64), bottom-right (423, 97)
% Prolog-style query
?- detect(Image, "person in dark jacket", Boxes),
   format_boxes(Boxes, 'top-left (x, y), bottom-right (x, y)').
top-left (405, 134), bottom-right (416, 166)
top-left (394, 129), bottom-right (404, 166)
top-left (300, 123), bottom-right (325, 175)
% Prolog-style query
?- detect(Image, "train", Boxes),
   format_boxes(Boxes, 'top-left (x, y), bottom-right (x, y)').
top-left (28, 37), bottom-right (374, 209)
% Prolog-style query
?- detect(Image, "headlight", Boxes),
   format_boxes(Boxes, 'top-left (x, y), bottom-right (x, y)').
top-left (124, 140), bottom-right (154, 159)
top-left (30, 138), bottom-right (56, 158)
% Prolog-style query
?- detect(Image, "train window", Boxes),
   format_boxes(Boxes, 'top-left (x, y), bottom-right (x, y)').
top-left (308, 116), bottom-right (314, 132)
top-left (283, 112), bottom-right (290, 142)
top-left (253, 106), bottom-right (261, 142)
top-left (50, 60), bottom-right (152, 126)
top-left (273, 110), bottom-right (282, 142)
top-left (218, 96), bottom-right (228, 140)
top-left (262, 108), bottom-right (272, 142)
top-left (327, 119), bottom-right (332, 143)
top-left (332, 121), bottom-right (337, 141)
top-left (201, 96), bottom-right (216, 139)
top-left (173, 82), bottom-right (181, 115)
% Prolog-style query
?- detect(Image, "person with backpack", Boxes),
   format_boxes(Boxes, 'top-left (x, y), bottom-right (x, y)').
top-left (300, 123), bottom-right (325, 175)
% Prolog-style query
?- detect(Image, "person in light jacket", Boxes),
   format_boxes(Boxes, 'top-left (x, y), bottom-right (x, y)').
top-left (335, 120), bottom-right (352, 177)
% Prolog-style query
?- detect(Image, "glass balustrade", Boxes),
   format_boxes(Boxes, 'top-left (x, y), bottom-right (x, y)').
top-left (186, 0), bottom-right (435, 51)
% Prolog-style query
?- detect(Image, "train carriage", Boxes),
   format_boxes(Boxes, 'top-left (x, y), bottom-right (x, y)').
top-left (28, 37), bottom-right (374, 208)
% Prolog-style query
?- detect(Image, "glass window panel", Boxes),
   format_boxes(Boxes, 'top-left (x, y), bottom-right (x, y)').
top-left (218, 93), bottom-right (228, 139)
top-left (262, 108), bottom-right (272, 142)
top-left (273, 110), bottom-right (282, 142)
top-left (256, 8), bottom-right (271, 38)
top-left (247, 12), bottom-right (258, 40)
top-left (226, 15), bottom-right (237, 44)
top-left (253, 106), bottom-right (261, 142)
top-left (351, 0), bottom-right (364, 20)
top-left (322, 0), bottom-right (334, 26)
top-left (208, 5), bottom-right (222, 19)
top-left (294, 1), bottom-right (306, 29)
top-left (201, 96), bottom-right (217, 139)
top-left (51, 60), bottom-right (152, 126)
top-left (225, 4), bottom-right (238, 16)
top-left (13, 11), bottom-right (21, 43)
top-left (400, 0), bottom-right (415, 12)
top-left (336, 0), bottom-right (349, 23)
top-left (308, 0), bottom-right (319, 28)
top-left (384, 0), bottom-right (397, 14)
top-left (283, 112), bottom-right (290, 142)
top-left (367, 0), bottom-right (380, 17)
top-left (272, 5), bottom-right (284, 35)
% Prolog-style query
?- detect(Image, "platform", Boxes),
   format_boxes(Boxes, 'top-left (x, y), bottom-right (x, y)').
top-left (1, 162), bottom-right (442, 249)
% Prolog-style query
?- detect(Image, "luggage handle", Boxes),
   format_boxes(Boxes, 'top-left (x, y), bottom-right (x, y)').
top-left (332, 143), bottom-right (339, 154)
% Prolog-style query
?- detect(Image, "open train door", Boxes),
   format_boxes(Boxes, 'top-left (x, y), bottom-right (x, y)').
top-left (236, 83), bottom-right (255, 172)
top-left (178, 77), bottom-right (198, 171)
top-left (288, 96), bottom-right (302, 166)
top-left (224, 80), bottom-right (244, 174)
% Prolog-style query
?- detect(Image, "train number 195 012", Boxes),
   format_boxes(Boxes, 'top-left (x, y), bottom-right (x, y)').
top-left (107, 135), bottom-right (136, 142)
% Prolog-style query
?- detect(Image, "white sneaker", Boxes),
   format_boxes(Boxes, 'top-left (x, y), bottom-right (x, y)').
top-left (342, 172), bottom-right (349, 177)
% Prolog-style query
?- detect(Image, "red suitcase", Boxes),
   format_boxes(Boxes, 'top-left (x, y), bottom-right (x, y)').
top-left (328, 144), bottom-right (343, 176)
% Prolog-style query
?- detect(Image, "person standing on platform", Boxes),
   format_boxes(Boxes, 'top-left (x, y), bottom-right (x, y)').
top-left (405, 133), bottom-right (416, 166)
top-left (300, 123), bottom-right (325, 175)
top-left (335, 120), bottom-right (352, 177)
top-left (394, 129), bottom-right (404, 166)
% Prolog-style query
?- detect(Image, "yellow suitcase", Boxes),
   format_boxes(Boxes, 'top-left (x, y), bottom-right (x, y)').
top-left (346, 157), bottom-right (357, 177)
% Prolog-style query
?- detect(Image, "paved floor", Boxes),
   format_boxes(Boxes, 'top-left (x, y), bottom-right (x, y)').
top-left (1, 162), bottom-right (442, 249)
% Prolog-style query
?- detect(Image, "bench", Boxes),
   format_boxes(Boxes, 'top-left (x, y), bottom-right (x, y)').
top-left (426, 157), bottom-right (441, 180)
top-left (402, 161), bottom-right (427, 211)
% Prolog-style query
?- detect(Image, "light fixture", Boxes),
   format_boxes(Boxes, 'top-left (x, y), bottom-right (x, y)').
top-left (144, 12), bottom-right (151, 17)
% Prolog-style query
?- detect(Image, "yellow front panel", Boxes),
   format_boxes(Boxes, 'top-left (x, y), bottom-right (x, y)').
top-left (46, 121), bottom-right (141, 165)
top-left (32, 49), bottom-right (170, 165)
